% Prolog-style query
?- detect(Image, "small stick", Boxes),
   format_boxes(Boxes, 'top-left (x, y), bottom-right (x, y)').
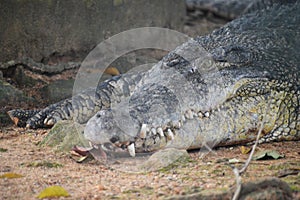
top-left (232, 96), bottom-right (271, 200)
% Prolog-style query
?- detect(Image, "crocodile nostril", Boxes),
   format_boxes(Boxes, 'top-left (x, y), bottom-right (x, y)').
top-left (110, 136), bottom-right (119, 143)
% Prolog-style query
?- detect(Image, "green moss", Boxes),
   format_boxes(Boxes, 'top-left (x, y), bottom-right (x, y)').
top-left (113, 0), bottom-right (123, 6)
top-left (0, 147), bottom-right (8, 152)
top-left (40, 120), bottom-right (88, 153)
top-left (182, 186), bottom-right (202, 194)
top-left (122, 186), bottom-right (154, 195)
top-left (282, 174), bottom-right (300, 192)
top-left (212, 169), bottom-right (224, 174)
top-left (158, 156), bottom-right (195, 173)
top-left (268, 162), bottom-right (300, 170)
top-left (289, 185), bottom-right (300, 192)
top-left (23, 161), bottom-right (63, 168)
top-left (83, 0), bottom-right (96, 8)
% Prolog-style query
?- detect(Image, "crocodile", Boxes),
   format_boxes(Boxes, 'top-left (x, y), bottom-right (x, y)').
top-left (8, 1), bottom-right (300, 158)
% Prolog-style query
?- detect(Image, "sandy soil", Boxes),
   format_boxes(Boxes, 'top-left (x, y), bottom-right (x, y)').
top-left (0, 126), bottom-right (299, 199)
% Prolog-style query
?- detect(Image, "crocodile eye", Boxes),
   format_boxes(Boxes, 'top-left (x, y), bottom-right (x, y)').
top-left (189, 67), bottom-right (197, 73)
top-left (110, 136), bottom-right (119, 143)
top-left (96, 113), bottom-right (101, 118)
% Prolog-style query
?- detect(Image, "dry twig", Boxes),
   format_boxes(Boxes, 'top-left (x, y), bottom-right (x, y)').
top-left (232, 96), bottom-right (271, 200)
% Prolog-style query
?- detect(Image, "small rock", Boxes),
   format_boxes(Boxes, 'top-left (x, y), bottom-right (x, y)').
top-left (40, 120), bottom-right (89, 152)
top-left (140, 148), bottom-right (190, 172)
top-left (166, 177), bottom-right (293, 200)
top-left (40, 79), bottom-right (75, 103)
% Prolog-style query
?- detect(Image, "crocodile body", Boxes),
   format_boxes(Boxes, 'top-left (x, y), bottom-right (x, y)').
top-left (9, 2), bottom-right (300, 156)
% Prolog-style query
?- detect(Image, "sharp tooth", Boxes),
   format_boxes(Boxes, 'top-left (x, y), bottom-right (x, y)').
top-left (89, 141), bottom-right (96, 149)
top-left (157, 127), bottom-right (164, 137)
top-left (198, 112), bottom-right (203, 118)
top-left (166, 129), bottom-right (175, 140)
top-left (181, 115), bottom-right (186, 122)
top-left (185, 110), bottom-right (194, 119)
top-left (204, 111), bottom-right (210, 118)
top-left (172, 121), bottom-right (181, 129)
top-left (178, 121), bottom-right (182, 128)
top-left (101, 144), bottom-right (109, 151)
top-left (127, 143), bottom-right (136, 157)
top-left (194, 112), bottom-right (199, 118)
top-left (139, 124), bottom-right (147, 138)
top-left (89, 141), bottom-right (100, 150)
top-left (151, 128), bottom-right (157, 135)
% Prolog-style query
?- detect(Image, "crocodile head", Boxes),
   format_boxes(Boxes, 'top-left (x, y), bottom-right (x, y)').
top-left (83, 38), bottom-right (299, 160)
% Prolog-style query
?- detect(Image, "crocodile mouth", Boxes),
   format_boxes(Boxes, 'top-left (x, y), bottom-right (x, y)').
top-left (72, 141), bottom-right (137, 162)
top-left (82, 107), bottom-right (214, 161)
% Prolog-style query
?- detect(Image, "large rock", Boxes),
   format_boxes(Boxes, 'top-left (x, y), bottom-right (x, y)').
top-left (0, 0), bottom-right (185, 63)
top-left (0, 80), bottom-right (34, 126)
top-left (40, 79), bottom-right (75, 103)
top-left (0, 80), bottom-right (25, 103)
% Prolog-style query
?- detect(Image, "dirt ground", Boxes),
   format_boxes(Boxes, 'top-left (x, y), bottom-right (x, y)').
top-left (0, 126), bottom-right (299, 200)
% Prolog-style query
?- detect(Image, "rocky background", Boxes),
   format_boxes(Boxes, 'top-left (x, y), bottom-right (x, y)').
top-left (0, 0), bottom-right (229, 126)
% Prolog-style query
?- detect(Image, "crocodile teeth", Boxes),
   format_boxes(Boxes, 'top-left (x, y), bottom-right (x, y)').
top-left (157, 127), bottom-right (164, 137)
top-left (173, 121), bottom-right (181, 129)
top-left (204, 111), bottom-right (210, 118)
top-left (89, 141), bottom-right (98, 149)
top-left (127, 143), bottom-right (136, 157)
top-left (151, 128), bottom-right (157, 135)
top-left (181, 115), bottom-right (186, 122)
top-left (178, 122), bottom-right (182, 128)
top-left (166, 129), bottom-right (175, 140)
top-left (139, 124), bottom-right (147, 138)
top-left (198, 112), bottom-right (204, 118)
top-left (185, 110), bottom-right (194, 119)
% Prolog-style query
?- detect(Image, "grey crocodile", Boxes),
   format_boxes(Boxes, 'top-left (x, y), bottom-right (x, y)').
top-left (8, 1), bottom-right (300, 157)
